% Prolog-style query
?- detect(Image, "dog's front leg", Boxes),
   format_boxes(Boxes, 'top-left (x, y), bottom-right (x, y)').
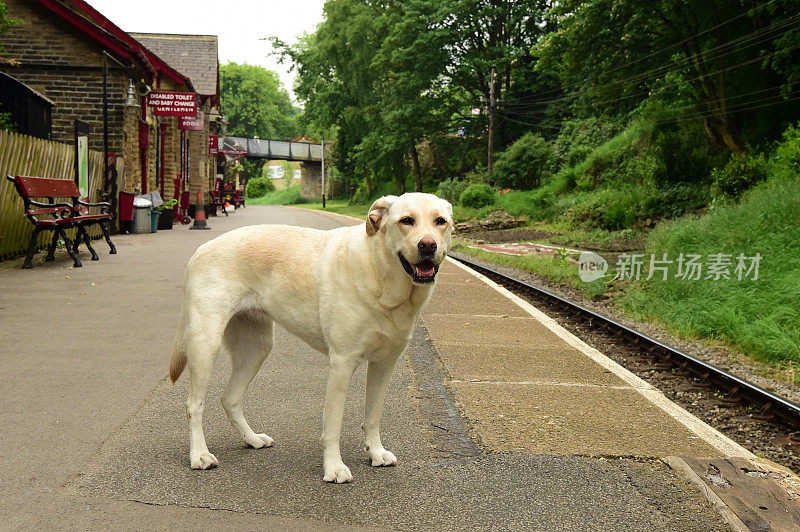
top-left (321, 354), bottom-right (359, 483)
top-left (363, 354), bottom-right (400, 467)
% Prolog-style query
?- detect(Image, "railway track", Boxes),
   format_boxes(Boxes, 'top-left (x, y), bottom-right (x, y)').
top-left (450, 252), bottom-right (800, 464)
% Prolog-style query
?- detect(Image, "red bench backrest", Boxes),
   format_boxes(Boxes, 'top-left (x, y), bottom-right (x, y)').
top-left (15, 176), bottom-right (80, 199)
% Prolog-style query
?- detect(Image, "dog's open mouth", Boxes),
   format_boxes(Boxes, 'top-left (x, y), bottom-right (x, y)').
top-left (399, 253), bottom-right (438, 284)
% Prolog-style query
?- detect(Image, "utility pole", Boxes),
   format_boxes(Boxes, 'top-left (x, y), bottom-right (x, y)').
top-left (321, 135), bottom-right (326, 208)
top-left (487, 64), bottom-right (497, 180)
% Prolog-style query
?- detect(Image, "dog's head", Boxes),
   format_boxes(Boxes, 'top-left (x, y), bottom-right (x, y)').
top-left (366, 193), bottom-right (453, 285)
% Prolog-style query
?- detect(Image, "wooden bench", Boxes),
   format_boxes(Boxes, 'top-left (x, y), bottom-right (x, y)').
top-left (7, 175), bottom-right (117, 269)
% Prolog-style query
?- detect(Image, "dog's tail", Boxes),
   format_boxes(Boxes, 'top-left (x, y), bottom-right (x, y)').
top-left (169, 334), bottom-right (186, 384)
top-left (169, 308), bottom-right (187, 384)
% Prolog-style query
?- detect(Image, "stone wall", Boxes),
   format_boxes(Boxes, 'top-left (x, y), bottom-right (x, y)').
top-left (121, 102), bottom-right (138, 193)
top-left (0, 0), bottom-right (127, 155)
top-left (185, 98), bottom-right (214, 200)
top-left (160, 116), bottom-right (180, 199)
top-left (300, 162), bottom-right (322, 199)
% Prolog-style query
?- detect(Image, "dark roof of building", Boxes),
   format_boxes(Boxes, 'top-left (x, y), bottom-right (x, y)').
top-left (130, 33), bottom-right (219, 97)
top-left (0, 71), bottom-right (56, 106)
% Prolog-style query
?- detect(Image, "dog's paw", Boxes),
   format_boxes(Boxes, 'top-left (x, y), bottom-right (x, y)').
top-left (323, 461), bottom-right (353, 484)
top-left (245, 433), bottom-right (274, 449)
top-left (366, 446), bottom-right (397, 467)
top-left (190, 451), bottom-right (218, 470)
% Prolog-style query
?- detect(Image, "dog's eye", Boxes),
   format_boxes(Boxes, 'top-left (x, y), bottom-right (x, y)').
top-left (435, 217), bottom-right (447, 226)
top-left (399, 217), bottom-right (415, 226)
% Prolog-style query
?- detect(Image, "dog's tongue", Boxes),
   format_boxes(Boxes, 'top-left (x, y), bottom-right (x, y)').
top-left (414, 261), bottom-right (436, 278)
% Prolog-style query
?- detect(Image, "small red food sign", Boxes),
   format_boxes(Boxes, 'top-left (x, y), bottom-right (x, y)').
top-left (179, 111), bottom-right (204, 131)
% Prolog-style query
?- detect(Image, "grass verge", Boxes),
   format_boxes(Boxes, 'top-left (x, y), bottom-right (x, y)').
top-left (292, 200), bottom-right (368, 219)
top-left (621, 177), bottom-right (800, 365)
top-left (246, 185), bottom-right (307, 206)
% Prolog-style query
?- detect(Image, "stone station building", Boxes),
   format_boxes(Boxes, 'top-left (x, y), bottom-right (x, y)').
top-left (0, 0), bottom-right (220, 223)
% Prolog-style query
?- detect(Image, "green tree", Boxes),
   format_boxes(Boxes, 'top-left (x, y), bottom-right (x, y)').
top-left (274, 0), bottom-right (552, 194)
top-left (0, 1), bottom-right (19, 50)
top-left (535, 0), bottom-right (800, 154)
top-left (491, 132), bottom-right (556, 189)
top-left (273, 2), bottom-right (388, 193)
top-left (0, 1), bottom-right (20, 132)
top-left (220, 62), bottom-right (299, 139)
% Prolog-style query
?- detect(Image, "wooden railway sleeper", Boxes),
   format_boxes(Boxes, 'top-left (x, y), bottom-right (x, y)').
top-left (692, 371), bottom-right (713, 389)
top-left (720, 385), bottom-right (743, 404)
top-left (674, 361), bottom-right (692, 376)
top-left (753, 401), bottom-right (775, 420)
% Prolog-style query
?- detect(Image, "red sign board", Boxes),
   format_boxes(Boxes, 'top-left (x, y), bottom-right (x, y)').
top-left (179, 111), bottom-right (204, 131)
top-left (209, 134), bottom-right (219, 154)
top-left (147, 91), bottom-right (197, 117)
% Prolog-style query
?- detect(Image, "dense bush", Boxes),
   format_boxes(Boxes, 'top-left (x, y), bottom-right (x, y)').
top-left (712, 151), bottom-right (768, 200)
top-left (641, 184), bottom-right (709, 220)
top-left (625, 176), bottom-right (800, 363)
top-left (436, 178), bottom-right (469, 204)
top-left (459, 183), bottom-right (496, 209)
top-left (648, 121), bottom-right (721, 187)
top-left (350, 180), bottom-right (400, 205)
top-left (600, 191), bottom-right (641, 230)
top-left (571, 123), bottom-right (653, 191)
top-left (490, 133), bottom-right (556, 189)
top-left (772, 122), bottom-right (800, 181)
top-left (245, 176), bottom-right (275, 198)
top-left (553, 118), bottom-right (622, 168)
top-left (566, 145), bottom-right (593, 167)
top-left (463, 165), bottom-right (488, 184)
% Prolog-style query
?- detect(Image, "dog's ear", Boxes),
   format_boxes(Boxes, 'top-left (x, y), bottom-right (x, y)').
top-left (366, 195), bottom-right (398, 236)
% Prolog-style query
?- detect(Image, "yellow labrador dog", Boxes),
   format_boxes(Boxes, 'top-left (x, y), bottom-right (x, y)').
top-left (169, 192), bottom-right (453, 483)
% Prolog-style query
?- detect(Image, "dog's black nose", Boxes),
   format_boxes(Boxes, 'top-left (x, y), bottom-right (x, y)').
top-left (418, 237), bottom-right (437, 254)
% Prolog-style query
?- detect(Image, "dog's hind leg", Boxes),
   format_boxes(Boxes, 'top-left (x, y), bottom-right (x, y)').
top-left (184, 311), bottom-right (226, 470)
top-left (221, 310), bottom-right (275, 449)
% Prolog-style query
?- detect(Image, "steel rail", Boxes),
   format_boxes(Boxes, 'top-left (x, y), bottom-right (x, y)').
top-left (450, 253), bottom-right (800, 430)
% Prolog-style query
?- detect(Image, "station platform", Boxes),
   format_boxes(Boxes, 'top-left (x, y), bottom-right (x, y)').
top-left (421, 258), bottom-right (800, 531)
top-left (3, 205), bottom-right (797, 530)
top-left (424, 259), bottom-right (746, 459)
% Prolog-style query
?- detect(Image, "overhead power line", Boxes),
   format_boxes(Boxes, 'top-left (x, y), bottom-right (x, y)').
top-left (498, 41), bottom-right (800, 115)
top-left (505, 14), bottom-right (800, 108)
top-left (502, 90), bottom-right (798, 133)
top-left (503, 84), bottom-right (787, 120)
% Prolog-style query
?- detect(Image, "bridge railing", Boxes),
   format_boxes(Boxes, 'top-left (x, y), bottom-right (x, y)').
top-left (223, 136), bottom-right (322, 162)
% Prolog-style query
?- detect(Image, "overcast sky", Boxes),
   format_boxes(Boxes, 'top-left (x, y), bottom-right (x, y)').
top-left (85, 0), bottom-right (326, 103)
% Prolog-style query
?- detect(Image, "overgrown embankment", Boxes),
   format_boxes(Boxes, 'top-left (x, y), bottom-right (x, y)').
top-left (623, 177), bottom-right (800, 364)
top-left (454, 122), bottom-right (800, 367)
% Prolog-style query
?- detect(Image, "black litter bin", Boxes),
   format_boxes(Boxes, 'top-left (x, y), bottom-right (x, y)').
top-left (157, 208), bottom-right (174, 230)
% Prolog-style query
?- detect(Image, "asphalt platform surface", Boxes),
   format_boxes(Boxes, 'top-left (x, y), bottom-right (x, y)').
top-left (0, 205), bottom-right (726, 530)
